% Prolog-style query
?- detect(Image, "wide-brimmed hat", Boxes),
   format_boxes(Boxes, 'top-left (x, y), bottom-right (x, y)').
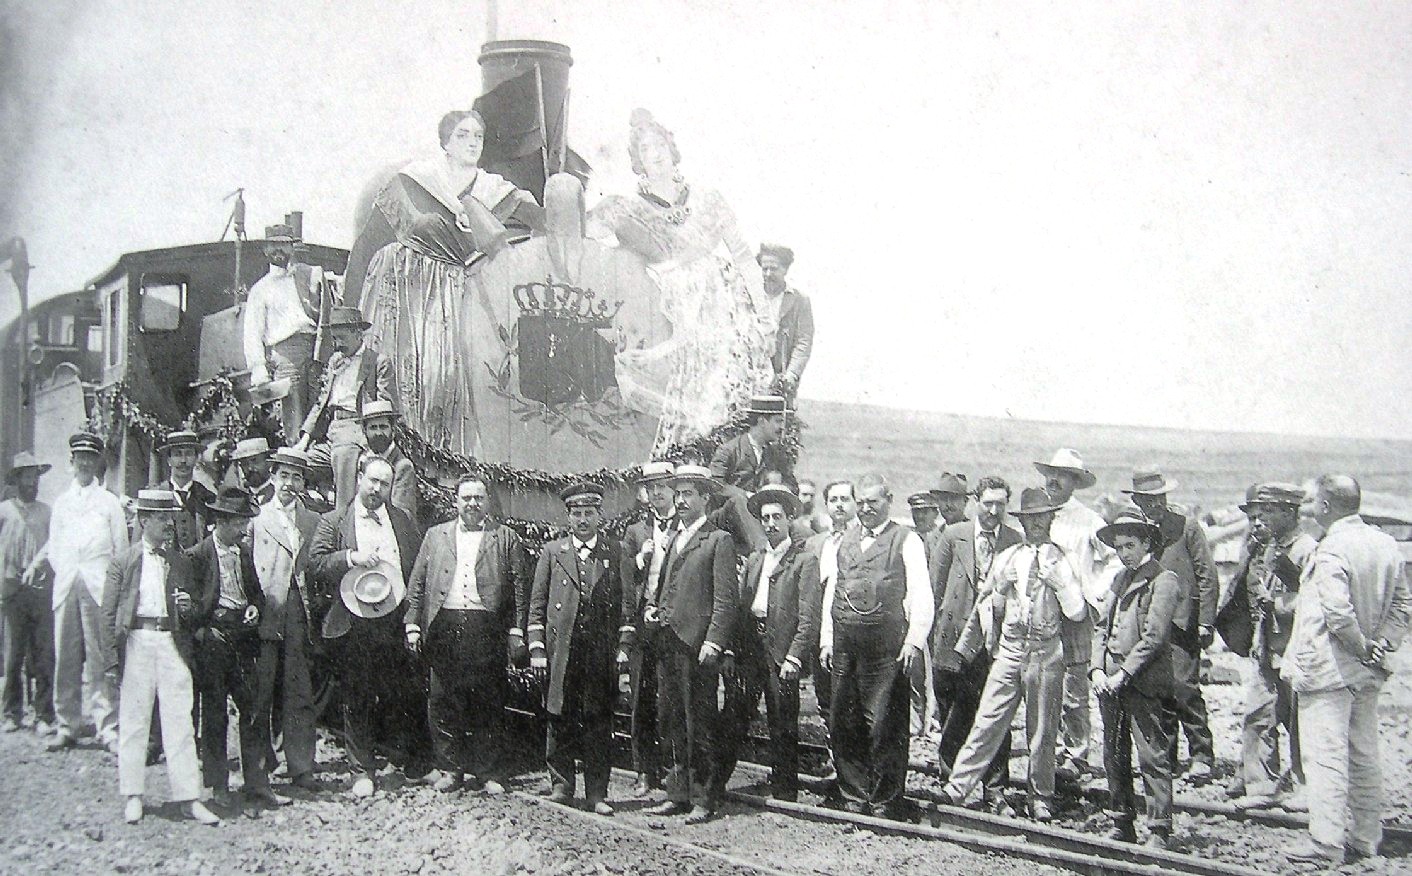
top-left (1121, 467), bottom-right (1177, 496)
top-left (231, 437), bottom-right (270, 462)
top-left (160, 430), bottom-right (201, 452)
top-left (671, 464), bottom-right (719, 491)
top-left (1239, 482), bottom-right (1303, 510)
top-left (248, 378), bottom-right (292, 406)
top-left (69, 432), bottom-right (105, 456)
top-left (359, 399), bottom-right (397, 423)
top-left (339, 559), bottom-right (405, 619)
top-left (264, 223), bottom-right (298, 243)
top-left (206, 485), bottom-right (259, 518)
top-left (1010, 487), bottom-right (1064, 517)
top-left (749, 484), bottom-right (801, 518)
top-left (906, 491), bottom-right (938, 511)
top-left (328, 306), bottom-right (371, 331)
top-left (930, 472), bottom-right (968, 498)
top-left (5, 451), bottom-right (51, 484)
top-left (637, 461), bottom-right (675, 484)
top-left (559, 481), bottom-right (604, 508)
top-left (745, 395), bottom-right (790, 417)
top-left (269, 447), bottom-right (309, 474)
top-left (134, 489), bottom-right (182, 513)
top-left (1098, 507), bottom-right (1163, 549)
top-left (1034, 448), bottom-right (1097, 490)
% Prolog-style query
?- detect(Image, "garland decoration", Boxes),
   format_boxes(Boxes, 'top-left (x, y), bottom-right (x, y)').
top-left (92, 371), bottom-right (247, 445)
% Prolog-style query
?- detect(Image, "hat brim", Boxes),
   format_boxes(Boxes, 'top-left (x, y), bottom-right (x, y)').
top-left (5, 463), bottom-right (51, 484)
top-left (1034, 463), bottom-right (1097, 490)
top-left (1098, 520), bottom-right (1162, 549)
top-left (339, 561), bottom-right (405, 619)
top-left (672, 474), bottom-right (720, 490)
top-left (928, 488), bottom-right (965, 499)
top-left (748, 490), bottom-right (801, 518)
top-left (330, 319), bottom-right (373, 331)
top-left (1011, 502), bottom-right (1064, 517)
top-left (248, 378), bottom-right (292, 406)
top-left (1121, 481), bottom-right (1177, 496)
top-left (205, 501), bottom-right (259, 519)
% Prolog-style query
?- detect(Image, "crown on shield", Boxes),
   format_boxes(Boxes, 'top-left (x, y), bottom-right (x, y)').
top-left (513, 277), bottom-right (624, 328)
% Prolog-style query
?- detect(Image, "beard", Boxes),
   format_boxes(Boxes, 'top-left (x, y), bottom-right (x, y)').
top-left (366, 434), bottom-right (392, 454)
top-left (17, 483), bottom-right (38, 502)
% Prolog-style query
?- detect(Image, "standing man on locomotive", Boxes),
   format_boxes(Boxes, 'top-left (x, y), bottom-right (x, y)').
top-left (243, 224), bottom-right (323, 443)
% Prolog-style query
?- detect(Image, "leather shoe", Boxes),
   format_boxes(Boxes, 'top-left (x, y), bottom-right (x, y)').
top-left (246, 786), bottom-right (291, 807)
top-left (288, 772), bottom-right (321, 792)
top-left (1285, 842), bottom-right (1343, 867)
top-left (1107, 822), bottom-right (1137, 843)
top-left (1344, 844), bottom-right (1377, 862)
top-left (187, 800), bottom-right (221, 825)
top-left (1029, 798), bottom-right (1053, 822)
top-left (45, 732), bottom-right (76, 752)
top-left (591, 800), bottom-right (614, 816)
top-left (350, 776), bottom-right (375, 799)
top-left (547, 785), bottom-right (573, 804)
top-left (683, 805), bottom-right (714, 825)
top-left (1231, 793), bottom-right (1277, 811)
top-left (124, 797), bottom-right (144, 824)
top-left (644, 800), bottom-right (688, 816)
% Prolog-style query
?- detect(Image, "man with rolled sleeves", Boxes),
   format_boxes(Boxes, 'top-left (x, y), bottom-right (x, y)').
top-left (1, 452), bottom-right (54, 735)
top-left (819, 474), bottom-right (933, 819)
top-left (243, 224), bottom-right (323, 442)
top-left (158, 430), bottom-right (216, 551)
top-left (528, 482), bottom-right (625, 815)
top-left (718, 484), bottom-right (820, 801)
top-left (405, 473), bottom-right (529, 795)
top-left (1125, 467), bottom-right (1217, 782)
top-left (639, 465), bottom-right (738, 824)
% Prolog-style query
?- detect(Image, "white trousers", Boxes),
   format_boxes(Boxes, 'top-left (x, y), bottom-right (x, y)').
top-left (1298, 684), bottom-right (1384, 855)
top-left (53, 584), bottom-right (117, 741)
top-left (118, 630), bottom-right (201, 801)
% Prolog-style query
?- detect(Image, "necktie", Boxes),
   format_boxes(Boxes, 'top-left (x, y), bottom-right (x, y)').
top-left (1026, 547), bottom-right (1042, 599)
top-left (366, 508), bottom-right (381, 525)
top-left (976, 531), bottom-right (996, 579)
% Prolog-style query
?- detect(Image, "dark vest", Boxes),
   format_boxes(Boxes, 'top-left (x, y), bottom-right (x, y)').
top-left (833, 522), bottom-right (909, 637)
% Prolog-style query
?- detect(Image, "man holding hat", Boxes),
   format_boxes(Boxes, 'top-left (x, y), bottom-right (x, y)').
top-left (405, 473), bottom-right (530, 795)
top-left (243, 224), bottom-right (326, 442)
top-left (102, 489), bottom-right (219, 825)
top-left (528, 481), bottom-right (626, 815)
top-left (159, 430), bottom-right (216, 551)
top-left (1217, 483), bottom-right (1316, 810)
top-left (308, 453), bottom-right (424, 797)
top-left (1, 452), bottom-right (54, 734)
top-left (757, 243), bottom-right (813, 397)
top-left (929, 473), bottom-right (971, 530)
top-left (717, 483), bottom-right (820, 801)
top-left (1035, 448), bottom-right (1122, 782)
top-left (186, 486), bottom-right (275, 814)
top-left (938, 487), bottom-right (1085, 821)
top-left (358, 399), bottom-right (417, 520)
top-left (230, 438), bottom-right (275, 505)
top-left (296, 305), bottom-right (395, 511)
top-left (250, 447), bottom-right (322, 791)
top-left (1092, 507), bottom-right (1183, 849)
top-left (709, 395), bottom-right (796, 493)
top-left (1124, 467), bottom-right (1218, 782)
top-left (46, 432), bottom-right (127, 752)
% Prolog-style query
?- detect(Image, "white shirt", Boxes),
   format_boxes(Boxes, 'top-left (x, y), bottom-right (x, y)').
top-left (572, 535), bottom-right (600, 561)
top-left (820, 521), bottom-right (934, 653)
top-left (214, 537), bottom-right (246, 609)
top-left (980, 542), bottom-right (1086, 642)
top-left (242, 264), bottom-right (318, 383)
top-left (442, 526), bottom-right (486, 611)
top-left (1049, 496), bottom-right (1123, 609)
top-left (816, 525), bottom-right (849, 590)
top-left (751, 537), bottom-right (793, 618)
top-left (137, 545), bottom-right (169, 618)
top-left (352, 501), bottom-right (402, 581)
top-left (327, 348), bottom-right (366, 413)
top-left (274, 497), bottom-right (304, 557)
top-left (47, 479), bottom-right (129, 608)
top-left (637, 513), bottom-right (677, 591)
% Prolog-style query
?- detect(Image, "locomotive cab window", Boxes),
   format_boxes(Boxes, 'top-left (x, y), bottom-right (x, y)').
top-left (138, 274), bottom-right (187, 332)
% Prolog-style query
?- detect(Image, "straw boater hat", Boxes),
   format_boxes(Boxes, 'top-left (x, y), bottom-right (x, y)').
top-left (1034, 448), bottom-right (1097, 490)
top-left (134, 489), bottom-right (182, 513)
top-left (906, 491), bottom-right (938, 511)
top-left (159, 430), bottom-right (200, 453)
top-left (1121, 467), bottom-right (1177, 496)
top-left (231, 437), bottom-right (270, 462)
top-left (930, 472), bottom-right (968, 499)
top-left (745, 395), bottom-right (790, 417)
top-left (248, 378), bottom-right (292, 406)
top-left (269, 447), bottom-right (310, 474)
top-left (339, 559), bottom-right (405, 619)
top-left (636, 461), bottom-right (675, 484)
top-left (749, 484), bottom-right (801, 518)
top-left (5, 451), bottom-right (51, 484)
top-left (559, 481), bottom-right (605, 507)
top-left (1098, 506), bottom-right (1164, 550)
top-left (358, 399), bottom-right (398, 423)
top-left (1009, 487), bottom-right (1064, 517)
top-left (328, 306), bottom-right (372, 331)
top-left (205, 485), bottom-right (260, 519)
top-left (1240, 482), bottom-right (1303, 510)
top-left (671, 464), bottom-right (719, 491)
top-left (69, 432), bottom-right (105, 456)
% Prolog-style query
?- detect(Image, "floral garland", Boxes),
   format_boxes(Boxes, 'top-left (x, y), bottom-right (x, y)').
top-left (91, 372), bottom-right (246, 445)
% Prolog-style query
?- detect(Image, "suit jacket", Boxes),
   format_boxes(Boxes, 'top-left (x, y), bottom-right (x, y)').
top-left (651, 519), bottom-right (737, 654)
top-left (735, 536), bottom-right (821, 668)
top-left (771, 288), bottom-right (814, 384)
top-left (1095, 559), bottom-right (1182, 700)
top-left (927, 518), bottom-right (1022, 670)
top-left (381, 444), bottom-right (419, 521)
top-left (162, 479), bottom-right (216, 552)
top-left (709, 433), bottom-right (796, 493)
top-left (300, 345), bottom-right (395, 443)
top-left (404, 520), bottom-right (529, 637)
top-left (620, 512), bottom-right (670, 637)
top-left (101, 542), bottom-right (202, 673)
top-left (1156, 511), bottom-right (1217, 638)
top-left (307, 501), bottom-right (422, 640)
top-left (251, 498), bottom-right (323, 641)
top-left (184, 534), bottom-right (264, 637)
top-left (528, 535), bottom-right (625, 716)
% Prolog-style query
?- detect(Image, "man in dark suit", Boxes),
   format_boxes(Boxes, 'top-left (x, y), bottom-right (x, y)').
top-left (638, 465), bottom-right (738, 824)
top-left (928, 476), bottom-right (1021, 813)
top-left (757, 244), bottom-right (814, 398)
top-left (159, 430), bottom-right (217, 551)
top-left (307, 453), bottom-right (424, 797)
top-left (709, 395), bottom-right (796, 493)
top-left (404, 473), bottom-right (529, 795)
top-left (102, 490), bottom-right (219, 826)
top-left (528, 482), bottom-right (626, 815)
top-left (718, 484), bottom-right (820, 801)
top-left (186, 486), bottom-right (278, 813)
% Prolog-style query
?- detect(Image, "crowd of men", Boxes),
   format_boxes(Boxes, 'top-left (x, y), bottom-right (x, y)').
top-left (1, 370), bottom-right (1409, 867)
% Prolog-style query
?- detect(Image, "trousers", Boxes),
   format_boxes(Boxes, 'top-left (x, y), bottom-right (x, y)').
top-left (196, 630), bottom-right (264, 791)
top-left (3, 585), bottom-right (54, 724)
top-left (719, 624), bottom-right (801, 799)
top-left (326, 614), bottom-right (425, 777)
top-left (1100, 685), bottom-right (1176, 830)
top-left (627, 632), bottom-right (662, 784)
top-left (53, 583), bottom-right (116, 741)
top-left (269, 332), bottom-right (314, 444)
top-left (1169, 639), bottom-right (1214, 765)
top-left (656, 629), bottom-right (722, 809)
top-left (943, 634), bottom-right (1065, 803)
top-left (1059, 653), bottom-right (1092, 771)
top-left (1299, 684), bottom-right (1384, 855)
top-left (546, 641), bottom-right (613, 803)
top-left (830, 621), bottom-right (909, 809)
top-left (119, 631), bottom-right (201, 800)
top-left (933, 649), bottom-right (1009, 794)
top-left (1240, 658), bottom-right (1301, 794)
top-left (424, 609), bottom-right (507, 778)
top-left (256, 600), bottom-right (318, 780)
top-left (326, 418), bottom-right (366, 513)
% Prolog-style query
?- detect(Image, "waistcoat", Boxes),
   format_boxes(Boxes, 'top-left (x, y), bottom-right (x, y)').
top-left (833, 522), bottom-right (908, 630)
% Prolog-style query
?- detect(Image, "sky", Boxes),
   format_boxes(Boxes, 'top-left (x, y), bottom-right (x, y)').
top-left (3, 0), bottom-right (1410, 439)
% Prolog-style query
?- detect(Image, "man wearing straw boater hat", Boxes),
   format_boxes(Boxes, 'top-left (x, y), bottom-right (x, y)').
top-left (1124, 466), bottom-right (1218, 783)
top-left (1092, 506), bottom-right (1183, 850)
top-left (186, 485), bottom-right (277, 815)
top-left (102, 489), bottom-right (218, 825)
top-left (46, 432), bottom-right (127, 753)
top-left (709, 394), bottom-right (796, 493)
top-left (1034, 447), bottom-right (1122, 782)
top-left (158, 430), bottom-right (217, 551)
top-left (295, 305), bottom-right (395, 511)
top-left (528, 481), bottom-right (626, 815)
top-left (405, 473), bottom-right (530, 796)
top-left (639, 464), bottom-right (738, 824)
top-left (249, 447), bottom-right (322, 792)
top-left (229, 437), bottom-right (275, 505)
top-left (757, 243), bottom-right (814, 398)
top-left (937, 487), bottom-right (1085, 822)
top-left (358, 399), bottom-right (417, 520)
top-left (717, 483), bottom-right (820, 802)
top-left (1, 451), bottom-right (54, 735)
top-left (308, 453), bottom-right (424, 797)
top-left (243, 223), bottom-right (325, 442)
